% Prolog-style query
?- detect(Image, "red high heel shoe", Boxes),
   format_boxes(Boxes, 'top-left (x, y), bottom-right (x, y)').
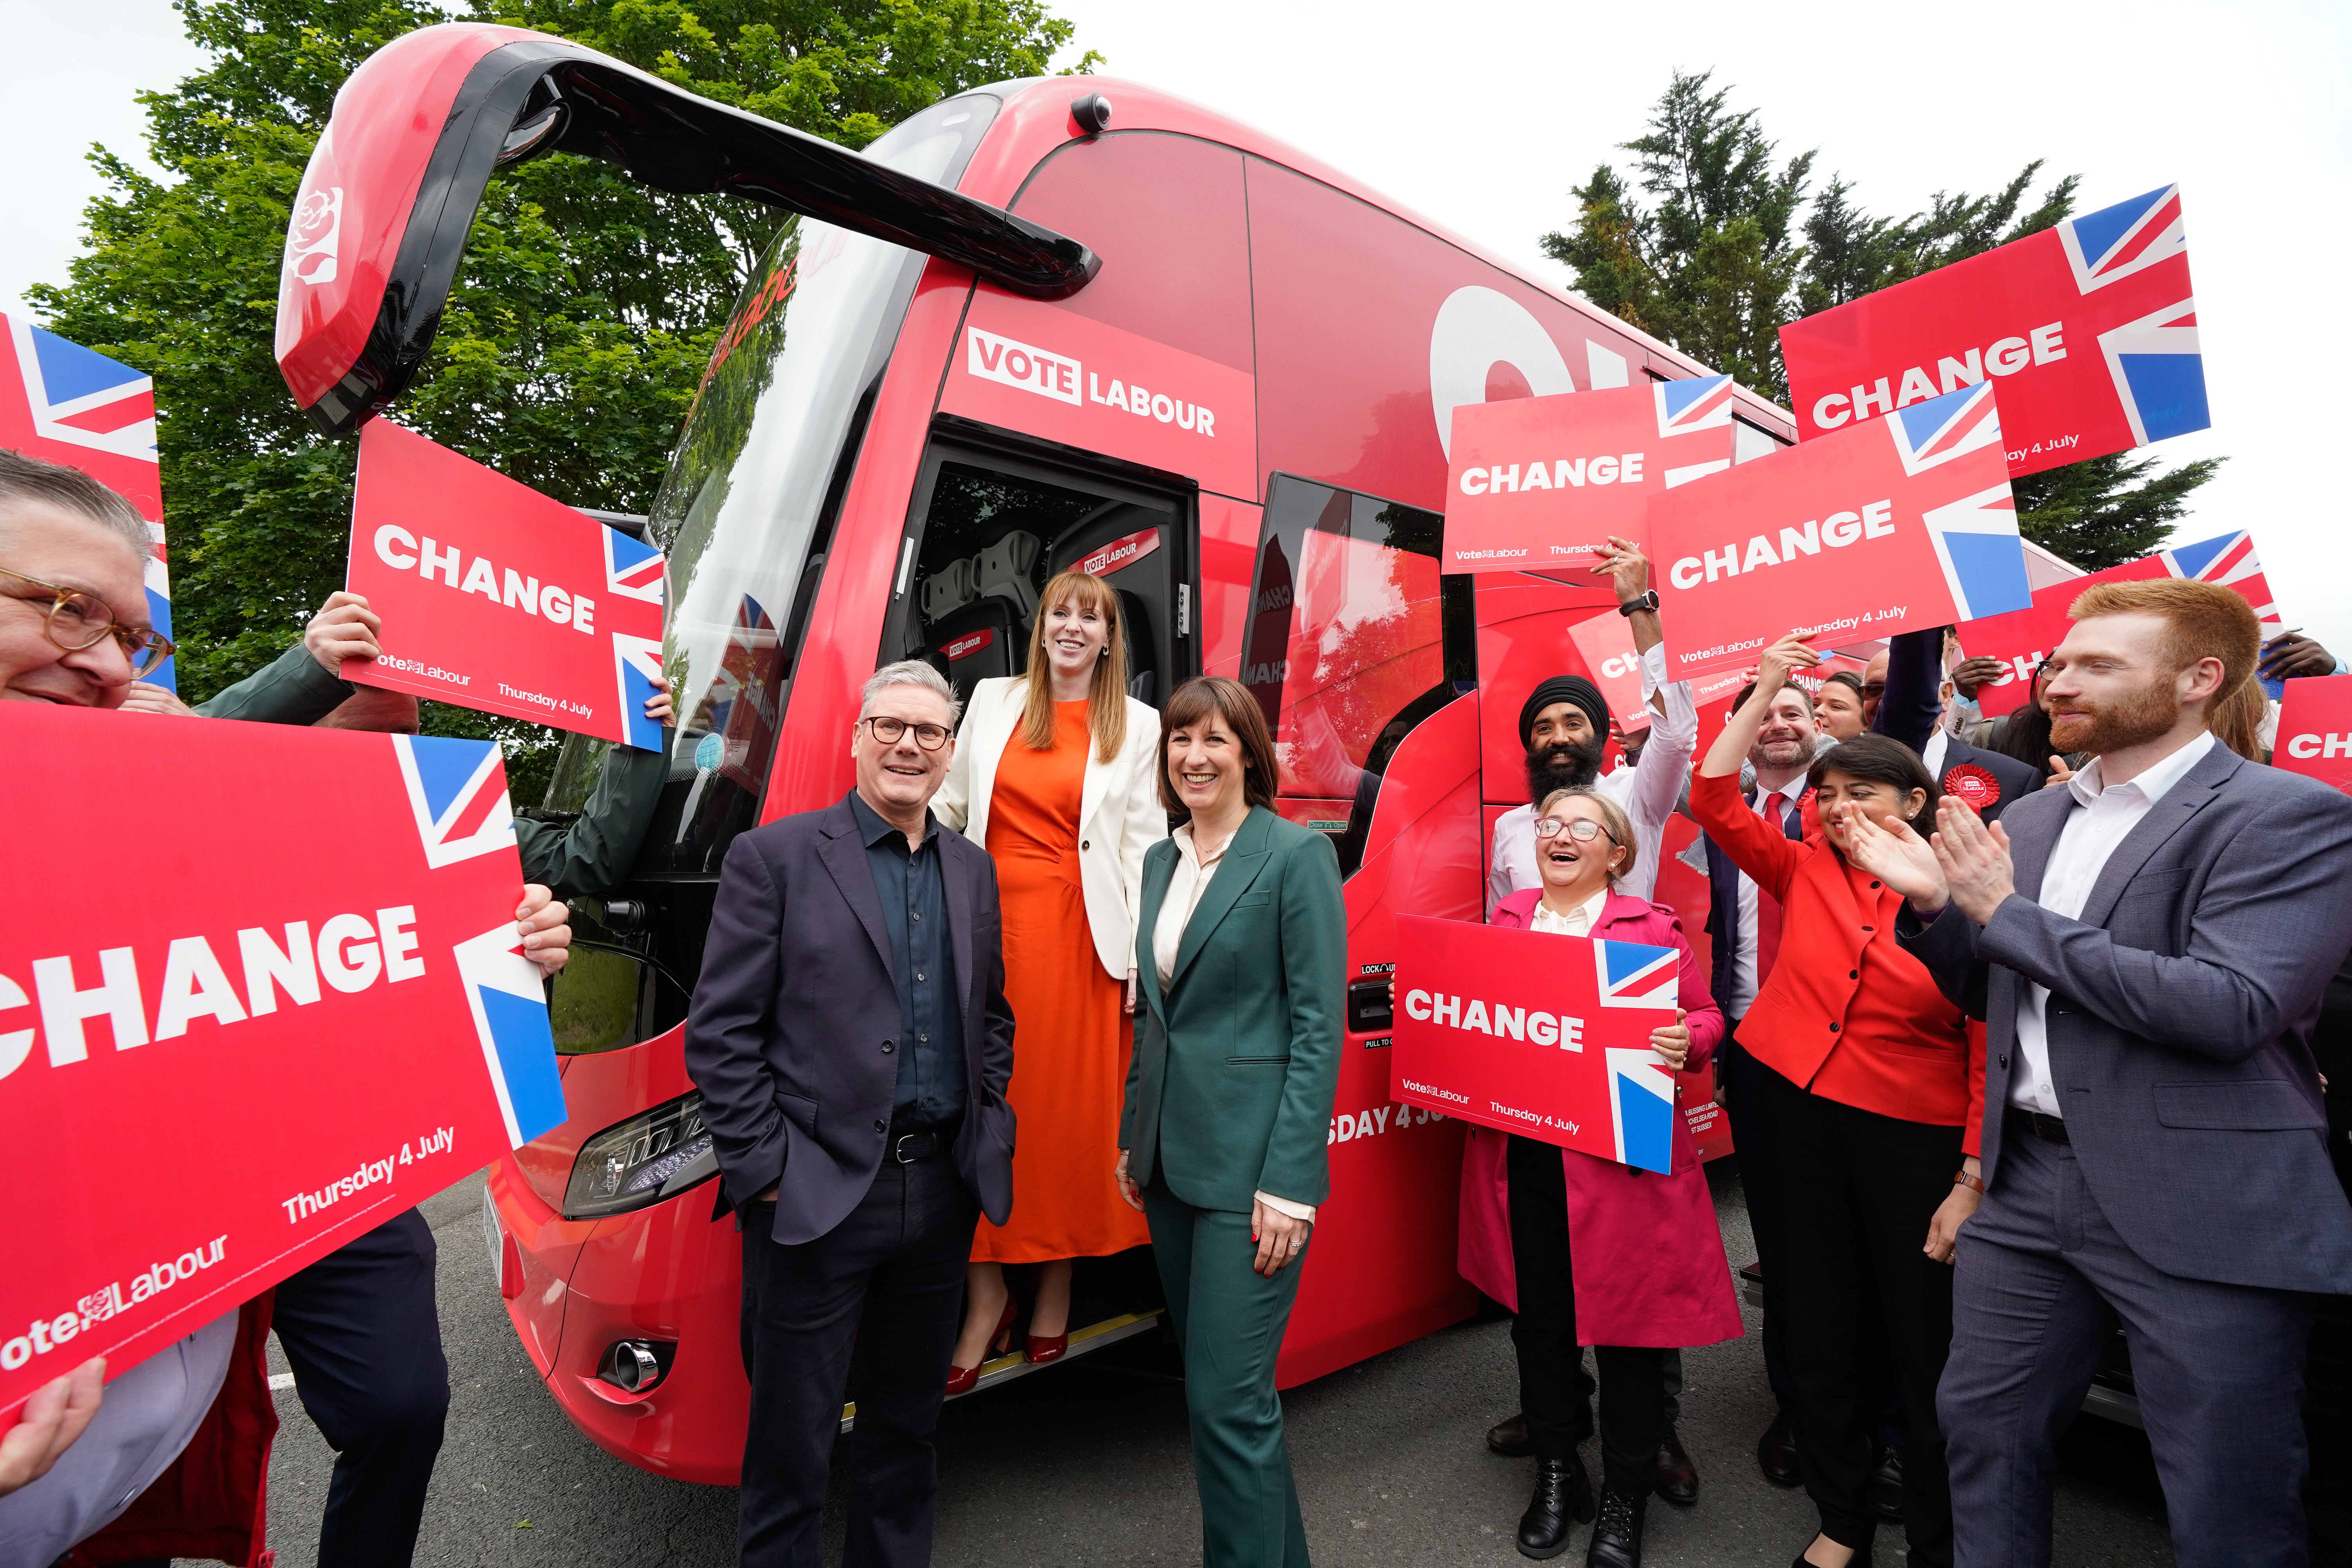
top-left (1025, 1328), bottom-right (1069, 1366)
top-left (945, 1297), bottom-right (1018, 1397)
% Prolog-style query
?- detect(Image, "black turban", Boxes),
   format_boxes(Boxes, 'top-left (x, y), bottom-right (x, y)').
top-left (1518, 675), bottom-right (1608, 748)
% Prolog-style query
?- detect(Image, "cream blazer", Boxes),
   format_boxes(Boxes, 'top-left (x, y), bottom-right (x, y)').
top-left (932, 676), bottom-right (1167, 980)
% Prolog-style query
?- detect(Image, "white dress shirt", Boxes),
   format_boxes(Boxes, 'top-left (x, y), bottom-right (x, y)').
top-left (1488, 644), bottom-right (1698, 911)
top-left (1722, 778), bottom-right (1809, 1023)
top-left (1151, 824), bottom-right (1316, 1222)
top-left (1527, 886), bottom-right (1610, 937)
top-left (2008, 730), bottom-right (2215, 1116)
top-left (1922, 727), bottom-right (1949, 778)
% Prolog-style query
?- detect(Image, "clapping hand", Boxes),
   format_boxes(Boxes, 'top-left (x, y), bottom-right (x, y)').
top-left (1930, 797), bottom-right (2017, 925)
top-left (1838, 804), bottom-right (1948, 913)
top-left (2043, 755), bottom-right (2076, 790)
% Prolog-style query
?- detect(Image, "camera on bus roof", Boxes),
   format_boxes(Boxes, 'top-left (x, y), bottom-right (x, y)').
top-left (1071, 93), bottom-right (1112, 135)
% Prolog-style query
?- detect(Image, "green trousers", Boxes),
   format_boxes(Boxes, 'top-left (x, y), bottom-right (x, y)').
top-left (1144, 1183), bottom-right (1313, 1568)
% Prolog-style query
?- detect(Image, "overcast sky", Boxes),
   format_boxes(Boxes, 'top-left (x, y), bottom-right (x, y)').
top-left (7, 0), bottom-right (2347, 649)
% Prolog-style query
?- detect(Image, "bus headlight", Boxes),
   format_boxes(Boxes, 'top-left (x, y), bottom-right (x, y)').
top-left (564, 1090), bottom-right (719, 1219)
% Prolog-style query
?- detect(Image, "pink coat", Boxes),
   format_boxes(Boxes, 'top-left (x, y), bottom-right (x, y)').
top-left (1456, 889), bottom-right (1743, 1348)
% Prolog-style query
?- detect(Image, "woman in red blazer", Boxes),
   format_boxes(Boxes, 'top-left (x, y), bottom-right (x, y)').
top-left (1692, 633), bottom-right (1984, 1568)
top-left (1455, 787), bottom-right (1738, 1568)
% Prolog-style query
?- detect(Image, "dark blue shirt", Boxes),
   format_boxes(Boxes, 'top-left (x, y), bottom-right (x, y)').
top-left (847, 791), bottom-right (967, 1129)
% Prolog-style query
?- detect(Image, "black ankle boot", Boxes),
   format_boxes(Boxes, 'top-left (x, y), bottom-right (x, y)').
top-left (1585, 1485), bottom-right (1646, 1568)
top-left (1518, 1454), bottom-right (1596, 1559)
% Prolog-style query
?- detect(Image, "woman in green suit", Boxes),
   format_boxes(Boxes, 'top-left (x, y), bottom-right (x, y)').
top-left (1116, 675), bottom-right (1345, 1568)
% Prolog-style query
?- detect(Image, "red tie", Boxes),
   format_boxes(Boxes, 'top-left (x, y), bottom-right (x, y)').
top-left (1755, 791), bottom-right (1789, 982)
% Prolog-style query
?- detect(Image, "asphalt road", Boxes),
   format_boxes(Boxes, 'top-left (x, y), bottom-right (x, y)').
top-left (259, 1165), bottom-right (2174, 1568)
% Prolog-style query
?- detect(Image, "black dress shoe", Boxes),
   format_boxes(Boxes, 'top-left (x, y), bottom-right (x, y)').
top-left (1585, 1485), bottom-right (1647, 1568)
top-left (1489, 1411), bottom-right (1535, 1457)
top-left (1757, 1406), bottom-right (1802, 1488)
top-left (1518, 1454), bottom-right (1597, 1559)
top-left (1651, 1425), bottom-right (1698, 1506)
top-left (1870, 1445), bottom-right (1904, 1521)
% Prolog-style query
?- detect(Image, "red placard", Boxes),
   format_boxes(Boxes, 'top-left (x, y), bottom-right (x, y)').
top-left (0, 705), bottom-right (563, 1418)
top-left (1390, 914), bottom-right (1682, 1174)
top-left (1649, 384), bottom-right (2031, 686)
top-left (347, 422), bottom-right (668, 749)
top-left (1564, 610), bottom-right (1651, 731)
top-left (1957, 528), bottom-right (2286, 716)
top-left (2273, 675), bottom-right (2352, 796)
top-left (1441, 379), bottom-right (1737, 572)
top-left (1782, 185), bottom-right (2204, 478)
top-left (940, 288), bottom-right (1258, 501)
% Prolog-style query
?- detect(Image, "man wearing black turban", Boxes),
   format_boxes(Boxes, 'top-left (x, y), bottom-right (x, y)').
top-left (1518, 674), bottom-right (1612, 804)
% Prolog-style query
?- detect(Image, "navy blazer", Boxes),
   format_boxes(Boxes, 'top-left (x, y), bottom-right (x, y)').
top-left (1900, 742), bottom-right (2352, 1293)
top-left (685, 794), bottom-right (1016, 1244)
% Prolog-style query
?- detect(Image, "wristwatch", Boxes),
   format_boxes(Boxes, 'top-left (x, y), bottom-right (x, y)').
top-left (1617, 589), bottom-right (1660, 617)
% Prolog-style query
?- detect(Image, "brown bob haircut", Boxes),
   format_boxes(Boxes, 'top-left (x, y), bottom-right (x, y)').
top-left (2069, 578), bottom-right (2261, 706)
top-left (1159, 675), bottom-right (1279, 818)
top-left (1807, 733), bottom-right (1942, 822)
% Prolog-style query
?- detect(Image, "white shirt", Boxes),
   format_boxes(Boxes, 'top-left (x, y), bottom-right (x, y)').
top-left (1724, 778), bottom-right (1809, 1022)
top-left (1922, 728), bottom-right (1949, 778)
top-left (2008, 730), bottom-right (2215, 1116)
top-left (1151, 824), bottom-right (1316, 1222)
top-left (1488, 644), bottom-right (1698, 912)
top-left (1528, 886), bottom-right (1610, 937)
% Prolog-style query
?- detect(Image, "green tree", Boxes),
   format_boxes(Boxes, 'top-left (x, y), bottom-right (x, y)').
top-left (30, 0), bottom-right (1091, 802)
top-left (1544, 71), bottom-right (2214, 571)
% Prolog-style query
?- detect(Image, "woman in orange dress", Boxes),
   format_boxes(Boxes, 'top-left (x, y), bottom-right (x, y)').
top-left (932, 569), bottom-right (1165, 1387)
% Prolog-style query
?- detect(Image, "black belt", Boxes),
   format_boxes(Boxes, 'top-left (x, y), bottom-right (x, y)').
top-left (2007, 1106), bottom-right (2070, 1145)
top-left (887, 1119), bottom-right (960, 1163)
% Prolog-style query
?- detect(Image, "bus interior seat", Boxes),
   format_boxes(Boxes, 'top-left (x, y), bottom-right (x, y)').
top-left (975, 531), bottom-right (1042, 619)
top-left (1118, 588), bottom-right (1156, 705)
top-left (920, 556), bottom-right (976, 623)
top-left (927, 595), bottom-right (1024, 709)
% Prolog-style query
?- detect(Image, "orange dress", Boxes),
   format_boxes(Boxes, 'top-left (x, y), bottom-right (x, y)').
top-left (973, 701), bottom-right (1153, 1263)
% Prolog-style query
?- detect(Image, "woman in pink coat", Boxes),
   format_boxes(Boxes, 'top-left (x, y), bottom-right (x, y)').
top-left (1457, 787), bottom-right (1738, 1568)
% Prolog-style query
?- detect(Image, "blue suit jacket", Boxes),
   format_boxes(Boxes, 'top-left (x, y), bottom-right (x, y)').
top-left (685, 794), bottom-right (1016, 1243)
top-left (1900, 742), bottom-right (2352, 1292)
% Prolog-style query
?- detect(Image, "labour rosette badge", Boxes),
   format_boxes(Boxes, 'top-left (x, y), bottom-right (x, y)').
top-left (1940, 762), bottom-right (2000, 815)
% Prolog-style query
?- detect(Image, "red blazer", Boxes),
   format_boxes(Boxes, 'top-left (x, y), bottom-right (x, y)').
top-left (1456, 890), bottom-right (1741, 1349)
top-left (1691, 770), bottom-right (1985, 1153)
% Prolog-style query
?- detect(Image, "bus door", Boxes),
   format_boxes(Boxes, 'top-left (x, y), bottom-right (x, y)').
top-left (880, 432), bottom-right (1193, 705)
top-left (1239, 475), bottom-right (1485, 1383)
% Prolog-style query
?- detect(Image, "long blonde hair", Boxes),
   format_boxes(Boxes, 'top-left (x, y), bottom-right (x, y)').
top-left (1020, 568), bottom-right (1129, 762)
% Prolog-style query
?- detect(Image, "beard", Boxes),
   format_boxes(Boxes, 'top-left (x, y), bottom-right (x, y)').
top-left (2049, 678), bottom-right (2178, 755)
top-left (1525, 735), bottom-right (1605, 803)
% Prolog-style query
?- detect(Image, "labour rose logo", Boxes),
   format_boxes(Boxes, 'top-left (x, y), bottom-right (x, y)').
top-left (1942, 762), bottom-right (1999, 813)
top-left (285, 184), bottom-right (345, 286)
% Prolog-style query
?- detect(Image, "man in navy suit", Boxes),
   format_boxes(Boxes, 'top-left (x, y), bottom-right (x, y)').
top-left (687, 659), bottom-right (1016, 1568)
top-left (1851, 581), bottom-right (2352, 1567)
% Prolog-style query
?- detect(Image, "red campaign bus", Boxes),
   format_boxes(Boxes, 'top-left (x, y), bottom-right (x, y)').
top-left (278, 23), bottom-right (1795, 1482)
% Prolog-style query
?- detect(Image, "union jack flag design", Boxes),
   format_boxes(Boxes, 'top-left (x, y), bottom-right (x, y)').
top-left (2161, 530), bottom-right (2278, 623)
top-left (2, 312), bottom-right (175, 688)
top-left (1655, 375), bottom-right (1737, 488)
top-left (2060, 184), bottom-right (2186, 294)
top-left (1592, 937), bottom-right (1680, 1010)
top-left (452, 922), bottom-right (566, 1147)
top-left (383, 733), bottom-right (562, 1145)
top-left (1886, 383), bottom-right (2004, 477)
top-left (603, 525), bottom-right (666, 604)
top-left (612, 634), bottom-right (668, 753)
top-left (392, 734), bottom-right (515, 869)
top-left (2098, 298), bottom-right (2206, 448)
top-left (1654, 374), bottom-right (1735, 435)
top-left (1603, 1047), bottom-right (1677, 1175)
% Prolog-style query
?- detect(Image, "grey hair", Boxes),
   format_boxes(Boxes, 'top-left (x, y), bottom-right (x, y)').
top-left (860, 659), bottom-right (962, 727)
top-left (0, 447), bottom-right (151, 563)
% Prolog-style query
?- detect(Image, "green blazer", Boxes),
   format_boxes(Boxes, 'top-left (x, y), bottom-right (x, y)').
top-left (1120, 804), bottom-right (1347, 1213)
